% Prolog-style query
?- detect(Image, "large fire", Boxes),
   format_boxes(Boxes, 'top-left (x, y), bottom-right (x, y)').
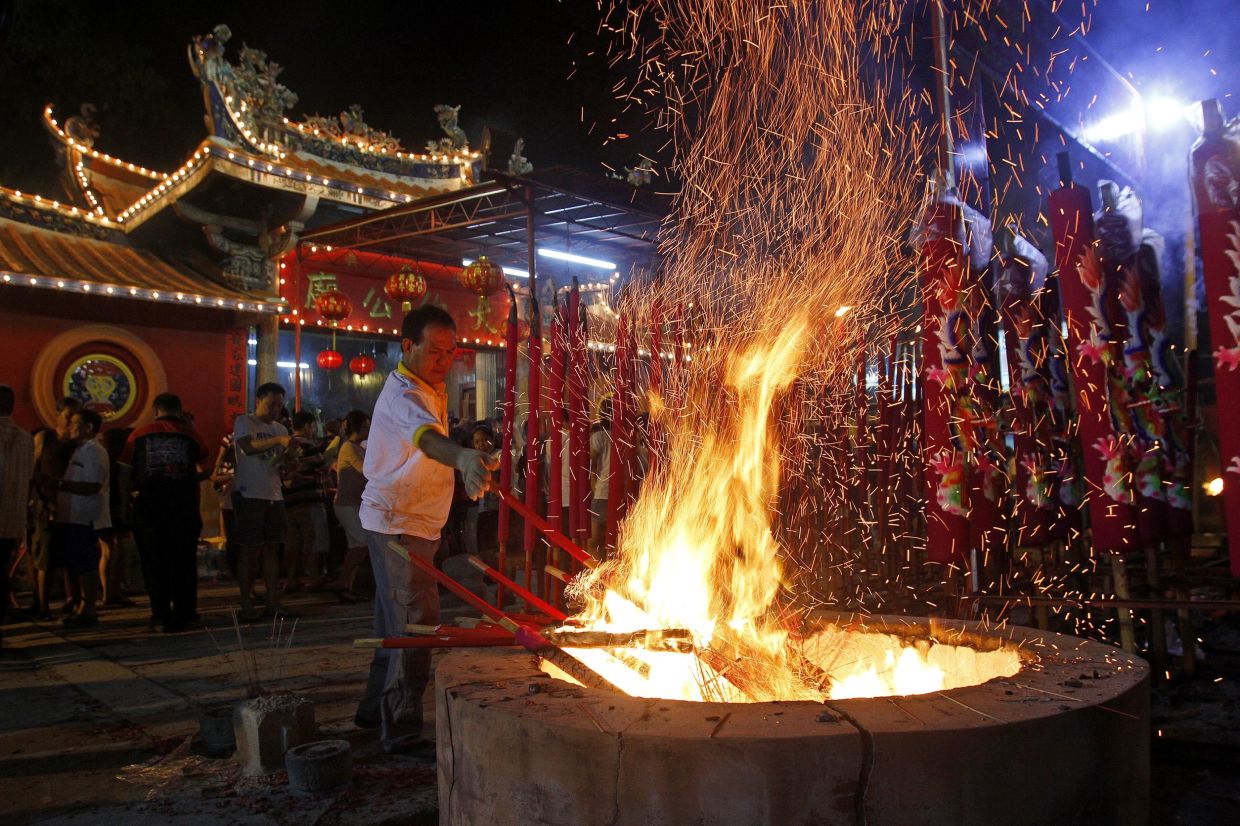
top-left (550, 326), bottom-right (1020, 703)
top-left (539, 2), bottom-right (1023, 701)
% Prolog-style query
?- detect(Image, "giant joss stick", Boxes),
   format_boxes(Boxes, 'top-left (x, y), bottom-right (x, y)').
top-left (524, 293), bottom-right (543, 596)
top-left (1049, 153), bottom-right (1138, 653)
top-left (547, 301), bottom-right (567, 604)
top-left (496, 286), bottom-right (519, 608)
top-left (1191, 100), bottom-right (1240, 577)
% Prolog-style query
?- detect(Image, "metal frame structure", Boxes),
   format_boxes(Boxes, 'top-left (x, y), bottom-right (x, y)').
top-left (298, 167), bottom-right (669, 288)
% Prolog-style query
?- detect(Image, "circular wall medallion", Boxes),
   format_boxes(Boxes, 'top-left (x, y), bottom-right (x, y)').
top-left (31, 325), bottom-right (167, 429)
top-left (60, 350), bottom-right (140, 422)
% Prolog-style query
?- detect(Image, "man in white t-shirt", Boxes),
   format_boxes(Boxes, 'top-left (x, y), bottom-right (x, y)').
top-left (232, 382), bottom-right (295, 620)
top-left (50, 409), bottom-right (110, 628)
top-left (357, 305), bottom-right (497, 757)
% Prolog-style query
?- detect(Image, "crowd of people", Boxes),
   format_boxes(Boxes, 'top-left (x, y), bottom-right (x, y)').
top-left (0, 304), bottom-right (634, 759)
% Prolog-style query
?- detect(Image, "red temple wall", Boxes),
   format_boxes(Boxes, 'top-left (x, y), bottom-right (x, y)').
top-left (0, 308), bottom-right (234, 451)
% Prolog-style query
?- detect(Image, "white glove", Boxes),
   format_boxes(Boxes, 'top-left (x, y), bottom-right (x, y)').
top-left (455, 449), bottom-right (499, 499)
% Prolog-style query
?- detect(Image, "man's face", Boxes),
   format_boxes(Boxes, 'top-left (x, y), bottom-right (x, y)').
top-left (67, 413), bottom-right (94, 443)
top-left (298, 420), bottom-right (317, 438)
top-left (56, 406), bottom-right (77, 436)
top-left (256, 393), bottom-right (285, 421)
top-left (403, 324), bottom-right (457, 386)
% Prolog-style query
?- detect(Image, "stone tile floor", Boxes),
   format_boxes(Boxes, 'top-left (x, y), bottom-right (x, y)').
top-left (0, 581), bottom-right (448, 825)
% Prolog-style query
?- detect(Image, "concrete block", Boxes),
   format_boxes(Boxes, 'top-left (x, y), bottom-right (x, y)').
top-left (286, 739), bottom-right (353, 793)
top-left (233, 693), bottom-right (316, 775)
top-left (198, 704), bottom-right (236, 757)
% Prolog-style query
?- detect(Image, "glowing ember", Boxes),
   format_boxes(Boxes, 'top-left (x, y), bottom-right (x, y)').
top-left (541, 621), bottom-right (1022, 702)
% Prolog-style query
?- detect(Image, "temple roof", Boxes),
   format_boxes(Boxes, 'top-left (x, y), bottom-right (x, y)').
top-left (0, 215), bottom-right (276, 313)
top-left (0, 25), bottom-right (486, 312)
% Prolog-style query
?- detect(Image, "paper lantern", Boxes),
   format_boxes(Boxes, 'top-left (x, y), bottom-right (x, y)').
top-left (316, 349), bottom-right (343, 370)
top-left (459, 256), bottom-right (506, 297)
top-left (349, 354), bottom-right (376, 376)
top-left (315, 289), bottom-right (352, 323)
top-left (385, 266), bottom-right (427, 312)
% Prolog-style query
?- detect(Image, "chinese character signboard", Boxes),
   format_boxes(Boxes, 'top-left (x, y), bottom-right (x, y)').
top-left (223, 327), bottom-right (248, 426)
top-left (284, 251), bottom-right (509, 341)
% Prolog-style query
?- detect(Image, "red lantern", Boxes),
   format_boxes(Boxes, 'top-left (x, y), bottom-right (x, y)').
top-left (349, 354), bottom-right (376, 376)
top-left (459, 256), bottom-right (506, 297)
top-left (315, 289), bottom-right (352, 324)
top-left (316, 349), bottom-right (344, 370)
top-left (385, 265), bottom-right (427, 312)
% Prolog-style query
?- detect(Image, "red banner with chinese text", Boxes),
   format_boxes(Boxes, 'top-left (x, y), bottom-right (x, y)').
top-left (223, 327), bottom-right (248, 428)
top-left (282, 249), bottom-right (510, 343)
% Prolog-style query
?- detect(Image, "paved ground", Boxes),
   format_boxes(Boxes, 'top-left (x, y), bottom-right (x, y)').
top-left (0, 581), bottom-right (445, 825)
top-left (2, 578), bottom-right (1239, 824)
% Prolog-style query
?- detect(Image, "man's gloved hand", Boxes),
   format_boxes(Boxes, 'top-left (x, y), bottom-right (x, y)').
top-left (455, 449), bottom-right (500, 499)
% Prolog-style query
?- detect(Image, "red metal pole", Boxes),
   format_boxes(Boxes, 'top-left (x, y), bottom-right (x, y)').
top-left (498, 488), bottom-right (596, 569)
top-left (386, 538), bottom-right (512, 624)
top-left (466, 555), bottom-right (567, 621)
top-left (357, 634), bottom-right (517, 649)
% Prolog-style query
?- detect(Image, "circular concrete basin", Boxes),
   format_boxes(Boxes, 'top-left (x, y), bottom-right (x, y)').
top-left (436, 614), bottom-right (1148, 826)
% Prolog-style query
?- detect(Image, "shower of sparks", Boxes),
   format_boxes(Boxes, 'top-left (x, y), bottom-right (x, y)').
top-left (563, 0), bottom-right (938, 699)
top-left (555, 0), bottom-right (1174, 703)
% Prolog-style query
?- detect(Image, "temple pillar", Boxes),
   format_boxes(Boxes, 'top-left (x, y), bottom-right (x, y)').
top-left (255, 316), bottom-right (279, 388)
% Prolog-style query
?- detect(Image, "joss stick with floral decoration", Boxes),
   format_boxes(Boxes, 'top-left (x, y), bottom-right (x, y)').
top-left (919, 194), bottom-right (971, 568)
top-left (995, 242), bottom-right (1057, 550)
top-left (497, 286), bottom-right (519, 608)
top-left (1050, 154), bottom-right (1137, 653)
top-left (1190, 100), bottom-right (1240, 577)
top-left (524, 294), bottom-right (543, 595)
top-left (1049, 154), bottom-right (1138, 557)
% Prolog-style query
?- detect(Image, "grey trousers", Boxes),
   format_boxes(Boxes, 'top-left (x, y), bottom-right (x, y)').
top-left (358, 530), bottom-right (441, 744)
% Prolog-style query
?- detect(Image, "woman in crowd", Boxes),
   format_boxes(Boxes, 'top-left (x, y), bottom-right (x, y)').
top-left (329, 410), bottom-right (370, 603)
top-left (97, 427), bottom-right (134, 607)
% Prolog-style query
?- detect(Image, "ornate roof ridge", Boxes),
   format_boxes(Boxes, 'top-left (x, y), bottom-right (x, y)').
top-left (187, 25), bottom-right (480, 179)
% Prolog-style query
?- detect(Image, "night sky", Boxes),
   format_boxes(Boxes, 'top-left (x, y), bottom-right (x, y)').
top-left (0, 0), bottom-right (649, 195)
top-left (0, 0), bottom-right (1235, 199)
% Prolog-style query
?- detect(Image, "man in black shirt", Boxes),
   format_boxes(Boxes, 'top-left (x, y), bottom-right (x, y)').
top-left (120, 394), bottom-right (207, 632)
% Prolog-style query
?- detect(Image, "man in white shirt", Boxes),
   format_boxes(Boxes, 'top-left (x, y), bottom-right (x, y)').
top-left (233, 382), bottom-right (295, 620)
top-left (357, 305), bottom-right (497, 757)
top-left (50, 409), bottom-right (109, 628)
top-left (0, 385), bottom-right (34, 645)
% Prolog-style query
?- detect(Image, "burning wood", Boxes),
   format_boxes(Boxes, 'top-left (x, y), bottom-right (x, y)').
top-left (542, 627), bottom-right (694, 652)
